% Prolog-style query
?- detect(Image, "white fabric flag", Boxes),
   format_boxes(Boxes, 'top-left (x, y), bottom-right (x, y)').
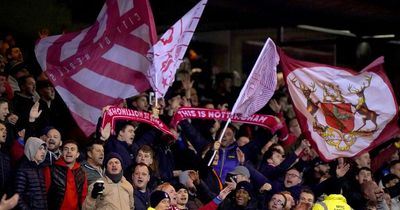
top-left (147, 0), bottom-right (207, 98)
top-left (231, 38), bottom-right (280, 117)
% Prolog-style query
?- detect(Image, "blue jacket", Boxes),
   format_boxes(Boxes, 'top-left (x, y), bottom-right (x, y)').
top-left (134, 188), bottom-right (150, 210)
top-left (214, 143), bottom-right (239, 183)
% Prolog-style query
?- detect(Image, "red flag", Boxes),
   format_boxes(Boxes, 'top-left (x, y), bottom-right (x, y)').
top-left (231, 38), bottom-right (279, 117)
top-left (147, 0), bottom-right (207, 98)
top-left (280, 51), bottom-right (399, 161)
top-left (35, 0), bottom-right (157, 136)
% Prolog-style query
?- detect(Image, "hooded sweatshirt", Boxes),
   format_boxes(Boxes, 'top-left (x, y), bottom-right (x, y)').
top-left (15, 137), bottom-right (48, 210)
top-left (24, 137), bottom-right (47, 164)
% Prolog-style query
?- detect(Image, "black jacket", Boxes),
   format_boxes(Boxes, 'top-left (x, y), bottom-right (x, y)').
top-left (14, 156), bottom-right (48, 210)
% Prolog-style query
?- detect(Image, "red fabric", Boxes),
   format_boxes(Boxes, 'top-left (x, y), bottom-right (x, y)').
top-left (371, 144), bottom-right (398, 172)
top-left (44, 159), bottom-right (88, 210)
top-left (276, 112), bottom-right (297, 147)
top-left (101, 106), bottom-right (176, 138)
top-left (10, 138), bottom-right (24, 166)
top-left (199, 200), bottom-right (218, 210)
top-left (171, 107), bottom-right (283, 133)
top-left (3, 82), bottom-right (13, 100)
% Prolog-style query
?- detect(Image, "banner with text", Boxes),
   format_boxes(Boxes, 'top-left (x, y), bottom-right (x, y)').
top-left (171, 107), bottom-right (283, 133)
top-left (101, 106), bottom-right (176, 139)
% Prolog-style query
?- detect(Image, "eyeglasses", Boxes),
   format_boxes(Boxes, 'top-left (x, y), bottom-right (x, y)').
top-left (272, 198), bottom-right (285, 206)
top-left (286, 173), bottom-right (300, 178)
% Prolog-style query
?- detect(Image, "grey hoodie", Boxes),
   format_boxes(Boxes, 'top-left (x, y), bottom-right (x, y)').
top-left (24, 137), bottom-right (47, 164)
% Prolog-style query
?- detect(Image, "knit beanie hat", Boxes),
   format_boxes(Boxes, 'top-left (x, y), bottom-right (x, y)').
top-left (104, 152), bottom-right (123, 167)
top-left (24, 137), bottom-right (47, 163)
top-left (104, 152), bottom-right (124, 183)
top-left (150, 190), bottom-right (170, 208)
top-left (236, 181), bottom-right (253, 197)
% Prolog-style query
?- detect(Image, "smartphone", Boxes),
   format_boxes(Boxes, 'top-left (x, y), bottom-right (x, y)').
top-left (149, 92), bottom-right (155, 106)
top-left (225, 173), bottom-right (237, 183)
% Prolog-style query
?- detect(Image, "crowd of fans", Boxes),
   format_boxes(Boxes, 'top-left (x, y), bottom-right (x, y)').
top-left (0, 32), bottom-right (399, 210)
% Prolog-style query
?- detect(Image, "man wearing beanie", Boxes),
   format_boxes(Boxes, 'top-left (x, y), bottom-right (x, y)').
top-left (219, 181), bottom-right (257, 210)
top-left (83, 152), bottom-right (134, 210)
top-left (148, 190), bottom-right (170, 210)
top-left (14, 137), bottom-right (48, 209)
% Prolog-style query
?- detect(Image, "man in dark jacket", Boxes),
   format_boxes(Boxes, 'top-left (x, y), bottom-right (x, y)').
top-left (132, 163), bottom-right (151, 209)
top-left (0, 121), bottom-right (11, 197)
top-left (104, 121), bottom-right (136, 172)
top-left (44, 140), bottom-right (88, 210)
top-left (14, 137), bottom-right (48, 210)
top-left (82, 140), bottom-right (104, 185)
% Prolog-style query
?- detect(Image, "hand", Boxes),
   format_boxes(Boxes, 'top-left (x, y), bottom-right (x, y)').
top-left (182, 96), bottom-right (191, 107)
top-left (0, 194), bottom-right (19, 210)
top-left (18, 129), bottom-right (25, 139)
top-left (218, 185), bottom-right (233, 200)
top-left (100, 123), bottom-right (111, 141)
top-left (236, 148), bottom-right (245, 165)
top-left (259, 183), bottom-right (272, 192)
top-left (225, 177), bottom-right (237, 191)
top-left (29, 101), bottom-right (42, 122)
top-left (261, 135), bottom-right (278, 154)
top-left (38, 28), bottom-right (49, 39)
top-left (91, 182), bottom-right (105, 199)
top-left (102, 105), bottom-right (111, 115)
top-left (336, 158), bottom-right (350, 178)
top-left (188, 170), bottom-right (200, 185)
top-left (269, 99), bottom-right (282, 114)
top-left (7, 114), bottom-right (18, 125)
top-left (295, 139), bottom-right (310, 156)
top-left (151, 106), bottom-right (160, 118)
top-left (374, 188), bottom-right (385, 201)
top-left (173, 170), bottom-right (182, 177)
top-left (213, 141), bottom-right (221, 151)
top-left (181, 73), bottom-right (193, 91)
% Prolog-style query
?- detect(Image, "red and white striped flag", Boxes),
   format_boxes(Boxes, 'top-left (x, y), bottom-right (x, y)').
top-left (231, 38), bottom-right (279, 117)
top-left (147, 0), bottom-right (207, 98)
top-left (35, 0), bottom-right (157, 136)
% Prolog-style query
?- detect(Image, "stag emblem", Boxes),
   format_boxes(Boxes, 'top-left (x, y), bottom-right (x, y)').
top-left (290, 75), bottom-right (378, 151)
top-left (290, 77), bottom-right (320, 116)
top-left (348, 75), bottom-right (379, 131)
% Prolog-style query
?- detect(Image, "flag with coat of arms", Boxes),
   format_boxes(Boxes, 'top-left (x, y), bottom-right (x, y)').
top-left (279, 50), bottom-right (399, 160)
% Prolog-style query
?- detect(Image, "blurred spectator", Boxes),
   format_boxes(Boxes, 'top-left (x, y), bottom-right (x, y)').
top-left (82, 140), bottom-right (104, 185)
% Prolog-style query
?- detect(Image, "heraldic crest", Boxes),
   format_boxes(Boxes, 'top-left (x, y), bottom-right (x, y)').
top-left (290, 75), bottom-right (378, 151)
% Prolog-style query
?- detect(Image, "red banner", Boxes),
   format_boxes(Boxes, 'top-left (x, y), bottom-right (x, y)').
top-left (101, 106), bottom-right (176, 139)
top-left (171, 107), bottom-right (283, 133)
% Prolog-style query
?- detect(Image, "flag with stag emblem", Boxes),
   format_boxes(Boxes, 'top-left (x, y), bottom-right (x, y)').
top-left (147, 0), bottom-right (207, 99)
top-left (279, 50), bottom-right (399, 160)
top-left (35, 0), bottom-right (157, 136)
